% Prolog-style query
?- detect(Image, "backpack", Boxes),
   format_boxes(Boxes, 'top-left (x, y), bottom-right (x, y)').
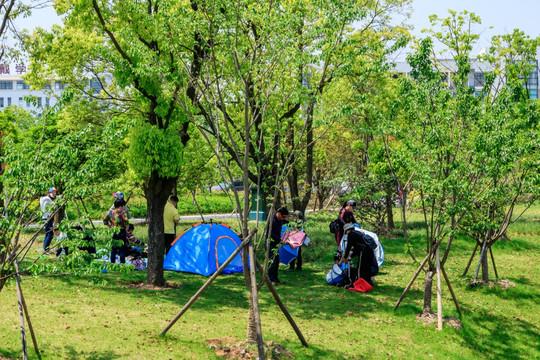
top-left (326, 263), bottom-right (344, 285)
top-left (329, 218), bottom-right (339, 234)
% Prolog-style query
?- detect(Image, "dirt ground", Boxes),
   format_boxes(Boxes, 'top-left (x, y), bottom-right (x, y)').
top-left (205, 338), bottom-right (293, 360)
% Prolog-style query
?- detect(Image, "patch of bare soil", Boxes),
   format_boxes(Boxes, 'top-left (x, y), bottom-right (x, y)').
top-left (123, 281), bottom-right (184, 290)
top-left (467, 278), bottom-right (516, 290)
top-left (416, 312), bottom-right (463, 329)
top-left (205, 338), bottom-right (293, 360)
top-left (0, 356), bottom-right (15, 360)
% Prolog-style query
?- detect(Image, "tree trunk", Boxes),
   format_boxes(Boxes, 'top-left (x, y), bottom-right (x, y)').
top-left (423, 267), bottom-right (434, 314)
top-left (145, 170), bottom-right (177, 286)
top-left (385, 191), bottom-right (395, 231)
top-left (481, 244), bottom-right (490, 282)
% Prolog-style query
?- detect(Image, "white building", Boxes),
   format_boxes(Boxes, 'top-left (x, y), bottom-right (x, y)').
top-left (393, 58), bottom-right (539, 99)
top-left (0, 63), bottom-right (63, 115)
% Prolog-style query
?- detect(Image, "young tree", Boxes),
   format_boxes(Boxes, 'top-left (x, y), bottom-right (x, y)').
top-left (462, 30), bottom-right (540, 283)
top-left (394, 11), bottom-right (483, 321)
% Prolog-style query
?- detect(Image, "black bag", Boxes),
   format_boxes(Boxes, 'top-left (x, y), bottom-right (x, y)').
top-left (329, 218), bottom-right (339, 234)
top-left (360, 232), bottom-right (378, 250)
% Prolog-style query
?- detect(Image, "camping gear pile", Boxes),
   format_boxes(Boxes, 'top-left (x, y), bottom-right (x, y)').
top-left (326, 223), bottom-right (384, 291)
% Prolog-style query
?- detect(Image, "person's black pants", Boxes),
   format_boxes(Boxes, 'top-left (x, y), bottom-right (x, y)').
top-left (164, 233), bottom-right (176, 255)
top-left (289, 246), bottom-right (302, 269)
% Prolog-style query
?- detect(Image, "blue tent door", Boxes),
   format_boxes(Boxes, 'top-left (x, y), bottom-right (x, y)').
top-left (214, 235), bottom-right (244, 274)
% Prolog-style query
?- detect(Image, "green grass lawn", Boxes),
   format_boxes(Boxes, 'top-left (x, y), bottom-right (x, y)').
top-left (1, 206), bottom-right (539, 359)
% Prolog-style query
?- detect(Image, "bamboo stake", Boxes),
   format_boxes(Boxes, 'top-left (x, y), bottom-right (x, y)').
top-left (15, 259), bottom-right (28, 360)
top-left (393, 251), bottom-right (432, 310)
top-left (441, 266), bottom-right (462, 317)
top-left (15, 261), bottom-right (40, 357)
top-left (159, 230), bottom-right (256, 335)
top-left (255, 259), bottom-right (309, 348)
top-left (489, 247), bottom-right (499, 279)
top-left (248, 240), bottom-right (265, 359)
top-left (436, 247), bottom-right (443, 330)
top-left (462, 242), bottom-right (479, 276)
top-left (78, 198), bottom-right (96, 230)
top-left (72, 199), bottom-right (87, 232)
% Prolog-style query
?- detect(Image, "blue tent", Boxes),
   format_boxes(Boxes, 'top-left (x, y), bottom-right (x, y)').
top-left (163, 223), bottom-right (246, 276)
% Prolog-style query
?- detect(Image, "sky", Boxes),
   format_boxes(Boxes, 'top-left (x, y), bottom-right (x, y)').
top-left (407, 0), bottom-right (540, 55)
top-left (12, 0), bottom-right (540, 58)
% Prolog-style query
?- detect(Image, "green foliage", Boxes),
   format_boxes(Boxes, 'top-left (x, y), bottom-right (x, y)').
top-left (128, 120), bottom-right (186, 180)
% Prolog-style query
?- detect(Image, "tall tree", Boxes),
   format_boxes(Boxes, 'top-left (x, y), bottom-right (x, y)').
top-left (24, 0), bottom-right (202, 286)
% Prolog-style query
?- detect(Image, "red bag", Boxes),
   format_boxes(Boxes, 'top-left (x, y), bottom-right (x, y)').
top-left (280, 230), bottom-right (307, 249)
top-left (349, 278), bottom-right (373, 293)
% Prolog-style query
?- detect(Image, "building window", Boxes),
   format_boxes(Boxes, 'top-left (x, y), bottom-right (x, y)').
top-left (46, 97), bottom-right (50, 107)
top-left (16, 80), bottom-right (30, 90)
top-left (474, 72), bottom-right (484, 87)
top-left (89, 78), bottom-right (102, 93)
top-left (7, 97), bottom-right (11, 106)
top-left (0, 81), bottom-right (13, 89)
top-left (37, 97), bottom-right (42, 107)
top-left (54, 81), bottom-right (64, 90)
top-left (530, 90), bottom-right (538, 99)
top-left (19, 97), bottom-right (23, 107)
top-left (0, 98), bottom-right (4, 107)
top-left (26, 99), bottom-right (31, 107)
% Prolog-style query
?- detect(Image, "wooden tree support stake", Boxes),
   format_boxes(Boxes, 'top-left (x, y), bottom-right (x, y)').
top-left (462, 243), bottom-right (479, 276)
top-left (159, 229), bottom-right (256, 336)
top-left (441, 266), bottom-right (462, 317)
top-left (14, 260), bottom-right (40, 358)
top-left (393, 251), bottom-right (432, 310)
top-left (78, 198), bottom-right (96, 230)
top-left (14, 260), bottom-right (28, 360)
top-left (436, 247), bottom-right (443, 330)
top-left (489, 247), bottom-right (499, 279)
top-left (255, 259), bottom-right (309, 348)
top-left (248, 240), bottom-right (265, 359)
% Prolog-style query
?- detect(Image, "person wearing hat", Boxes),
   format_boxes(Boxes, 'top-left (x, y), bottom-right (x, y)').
top-left (40, 187), bottom-right (58, 253)
top-left (341, 222), bottom-right (375, 286)
top-left (335, 199), bottom-right (357, 246)
top-left (107, 191), bottom-right (131, 218)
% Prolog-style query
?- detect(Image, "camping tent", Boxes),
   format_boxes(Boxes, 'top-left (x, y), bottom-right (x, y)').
top-left (163, 223), bottom-right (246, 276)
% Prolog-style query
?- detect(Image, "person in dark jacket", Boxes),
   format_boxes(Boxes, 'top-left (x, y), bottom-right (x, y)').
top-left (341, 223), bottom-right (375, 285)
top-left (335, 200), bottom-right (357, 246)
top-left (267, 206), bottom-right (289, 284)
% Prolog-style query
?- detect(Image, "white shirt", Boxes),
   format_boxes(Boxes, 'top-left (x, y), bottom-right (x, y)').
top-left (40, 195), bottom-right (53, 220)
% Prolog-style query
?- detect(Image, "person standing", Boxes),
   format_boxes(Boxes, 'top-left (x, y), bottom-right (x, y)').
top-left (163, 196), bottom-right (180, 255)
top-left (267, 206), bottom-right (289, 284)
top-left (104, 198), bottom-right (129, 264)
top-left (335, 199), bottom-right (357, 246)
top-left (40, 187), bottom-right (58, 253)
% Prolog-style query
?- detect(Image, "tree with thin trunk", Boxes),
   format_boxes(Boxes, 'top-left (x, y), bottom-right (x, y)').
top-left (461, 30), bottom-right (540, 283)
top-left (394, 11), bottom-right (483, 318)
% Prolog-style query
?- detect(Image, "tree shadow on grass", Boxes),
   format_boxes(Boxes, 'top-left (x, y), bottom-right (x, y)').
top-left (63, 345), bottom-right (118, 360)
top-left (459, 312), bottom-right (539, 360)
